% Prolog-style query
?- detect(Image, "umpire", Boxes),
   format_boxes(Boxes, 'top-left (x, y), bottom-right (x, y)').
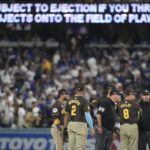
top-left (64, 83), bottom-right (95, 150)
top-left (138, 89), bottom-right (150, 150)
top-left (51, 89), bottom-right (69, 150)
top-left (118, 88), bottom-right (141, 150)
top-left (95, 89), bottom-right (120, 150)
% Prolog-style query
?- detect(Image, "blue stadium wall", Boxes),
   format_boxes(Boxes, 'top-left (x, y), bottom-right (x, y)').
top-left (0, 128), bottom-right (120, 150)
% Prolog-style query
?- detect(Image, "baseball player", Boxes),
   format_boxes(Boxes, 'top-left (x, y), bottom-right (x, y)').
top-left (51, 89), bottom-right (69, 150)
top-left (64, 83), bottom-right (95, 150)
top-left (118, 88), bottom-right (141, 150)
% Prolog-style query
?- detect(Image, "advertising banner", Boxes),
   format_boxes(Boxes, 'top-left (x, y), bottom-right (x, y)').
top-left (0, 128), bottom-right (120, 150)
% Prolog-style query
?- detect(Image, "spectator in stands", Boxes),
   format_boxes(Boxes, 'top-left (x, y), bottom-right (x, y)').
top-left (24, 108), bottom-right (34, 128)
top-left (17, 101), bottom-right (26, 128)
top-left (0, 31), bottom-right (149, 128)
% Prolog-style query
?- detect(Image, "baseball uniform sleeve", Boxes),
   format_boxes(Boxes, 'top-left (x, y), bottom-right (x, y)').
top-left (97, 101), bottom-right (107, 116)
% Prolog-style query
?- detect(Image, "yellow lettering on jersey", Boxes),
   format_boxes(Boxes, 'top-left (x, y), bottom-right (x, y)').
top-left (54, 119), bottom-right (60, 125)
top-left (61, 109), bottom-right (65, 114)
top-left (120, 103), bottom-right (131, 108)
top-left (69, 100), bottom-right (80, 106)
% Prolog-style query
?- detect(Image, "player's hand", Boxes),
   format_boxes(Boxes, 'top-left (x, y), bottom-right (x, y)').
top-left (112, 132), bottom-right (117, 140)
top-left (97, 126), bottom-right (103, 134)
top-left (90, 128), bottom-right (95, 137)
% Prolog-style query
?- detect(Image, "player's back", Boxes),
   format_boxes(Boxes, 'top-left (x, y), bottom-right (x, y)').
top-left (66, 95), bottom-right (89, 122)
top-left (118, 100), bottom-right (140, 124)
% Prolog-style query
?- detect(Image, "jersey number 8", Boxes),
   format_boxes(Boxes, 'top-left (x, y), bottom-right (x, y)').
top-left (123, 108), bottom-right (129, 119)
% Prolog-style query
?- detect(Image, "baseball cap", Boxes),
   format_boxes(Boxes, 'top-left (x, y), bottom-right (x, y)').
top-left (103, 84), bottom-right (116, 95)
top-left (124, 88), bottom-right (136, 96)
top-left (75, 83), bottom-right (85, 91)
top-left (109, 89), bottom-right (119, 95)
top-left (58, 89), bottom-right (68, 97)
top-left (141, 89), bottom-right (149, 95)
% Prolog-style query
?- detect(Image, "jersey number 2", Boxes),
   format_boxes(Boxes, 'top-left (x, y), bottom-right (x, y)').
top-left (123, 109), bottom-right (129, 119)
top-left (71, 105), bottom-right (76, 116)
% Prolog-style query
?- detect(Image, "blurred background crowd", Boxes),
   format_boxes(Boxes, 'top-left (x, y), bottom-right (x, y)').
top-left (10, 0), bottom-right (150, 2)
top-left (0, 21), bottom-right (150, 129)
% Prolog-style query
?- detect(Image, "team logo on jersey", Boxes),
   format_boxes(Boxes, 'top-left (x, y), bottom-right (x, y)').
top-left (53, 108), bottom-right (58, 113)
top-left (98, 107), bottom-right (105, 112)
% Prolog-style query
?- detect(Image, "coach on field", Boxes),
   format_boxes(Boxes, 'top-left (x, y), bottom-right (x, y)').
top-left (95, 89), bottom-right (120, 150)
top-left (138, 89), bottom-right (150, 150)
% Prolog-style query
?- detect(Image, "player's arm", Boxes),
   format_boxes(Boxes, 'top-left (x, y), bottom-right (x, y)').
top-left (90, 99), bottom-right (98, 109)
top-left (64, 112), bottom-right (69, 128)
top-left (97, 114), bottom-right (102, 127)
top-left (52, 106), bottom-right (61, 131)
top-left (135, 102), bottom-right (142, 119)
top-left (83, 100), bottom-right (95, 136)
top-left (84, 100), bottom-right (94, 129)
top-left (63, 102), bottom-right (70, 141)
top-left (84, 111), bottom-right (95, 137)
top-left (64, 102), bottom-right (70, 128)
top-left (85, 111), bottom-right (94, 129)
top-left (89, 98), bottom-right (98, 120)
top-left (96, 102), bottom-right (106, 134)
top-left (138, 107), bottom-right (142, 119)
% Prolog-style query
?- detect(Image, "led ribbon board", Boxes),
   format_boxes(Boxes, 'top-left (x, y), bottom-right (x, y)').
top-left (0, 3), bottom-right (150, 23)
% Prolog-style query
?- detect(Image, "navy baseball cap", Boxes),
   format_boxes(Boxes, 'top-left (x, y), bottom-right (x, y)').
top-left (75, 83), bottom-right (85, 91)
top-left (141, 89), bottom-right (149, 95)
top-left (103, 84), bottom-right (116, 95)
top-left (110, 89), bottom-right (119, 95)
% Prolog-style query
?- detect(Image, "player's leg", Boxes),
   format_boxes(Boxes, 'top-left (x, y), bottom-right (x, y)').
top-left (104, 129), bottom-right (113, 150)
top-left (51, 124), bottom-right (63, 150)
top-left (75, 122), bottom-right (87, 150)
top-left (68, 122), bottom-right (76, 150)
top-left (139, 131), bottom-right (147, 150)
top-left (129, 124), bottom-right (139, 150)
top-left (147, 131), bottom-right (150, 149)
top-left (95, 127), bottom-right (107, 150)
top-left (120, 125), bottom-right (129, 150)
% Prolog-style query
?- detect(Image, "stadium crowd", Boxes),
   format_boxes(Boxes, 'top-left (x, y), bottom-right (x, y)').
top-left (0, 33), bottom-right (149, 128)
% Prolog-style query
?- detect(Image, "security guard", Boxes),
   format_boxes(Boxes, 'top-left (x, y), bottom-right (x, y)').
top-left (95, 89), bottom-right (120, 150)
top-left (138, 89), bottom-right (150, 150)
top-left (64, 83), bottom-right (95, 150)
top-left (118, 88), bottom-right (141, 150)
top-left (51, 89), bottom-right (69, 150)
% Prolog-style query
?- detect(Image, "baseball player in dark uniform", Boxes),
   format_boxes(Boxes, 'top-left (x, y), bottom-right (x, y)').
top-left (64, 83), bottom-right (95, 150)
top-left (138, 89), bottom-right (150, 150)
top-left (95, 89), bottom-right (120, 150)
top-left (118, 88), bottom-right (141, 150)
top-left (89, 85), bottom-right (116, 123)
top-left (51, 89), bottom-right (69, 150)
